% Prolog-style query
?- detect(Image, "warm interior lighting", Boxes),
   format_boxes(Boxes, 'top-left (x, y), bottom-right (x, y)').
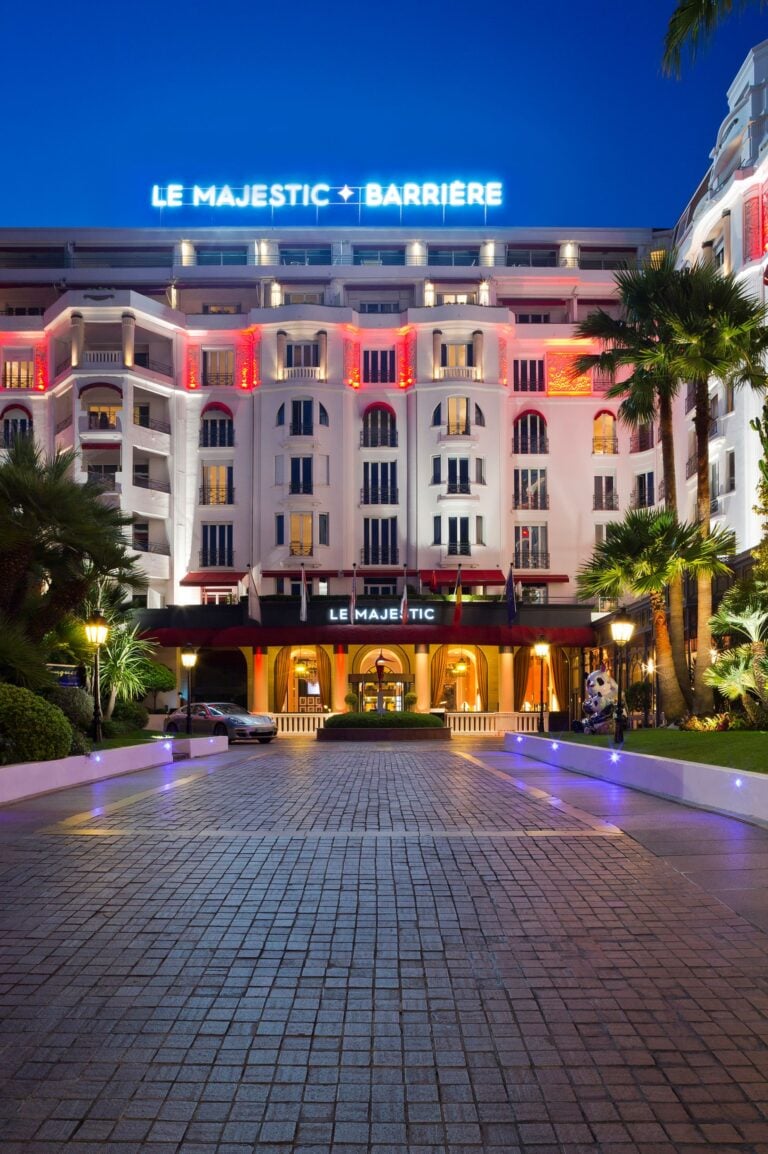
top-left (533, 637), bottom-right (550, 658)
top-left (453, 651), bottom-right (468, 676)
top-left (84, 612), bottom-right (109, 647)
top-left (610, 616), bottom-right (635, 645)
top-left (181, 647), bottom-right (198, 670)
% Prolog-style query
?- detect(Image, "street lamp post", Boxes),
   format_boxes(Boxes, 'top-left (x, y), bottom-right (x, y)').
top-left (180, 647), bottom-right (198, 735)
top-left (532, 637), bottom-right (550, 734)
top-left (84, 611), bottom-right (109, 744)
top-left (374, 650), bottom-right (386, 714)
top-left (610, 615), bottom-right (635, 746)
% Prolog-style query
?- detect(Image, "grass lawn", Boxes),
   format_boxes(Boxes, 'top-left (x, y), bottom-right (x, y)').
top-left (551, 728), bottom-right (768, 774)
top-left (93, 730), bottom-right (162, 751)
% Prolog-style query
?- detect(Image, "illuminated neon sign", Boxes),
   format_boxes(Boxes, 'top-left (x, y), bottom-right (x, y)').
top-left (328, 606), bottom-right (437, 623)
top-left (151, 181), bottom-right (503, 211)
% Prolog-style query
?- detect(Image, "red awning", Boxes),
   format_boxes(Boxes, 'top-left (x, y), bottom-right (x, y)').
top-left (180, 570), bottom-right (247, 587)
top-left (419, 569), bottom-right (506, 587)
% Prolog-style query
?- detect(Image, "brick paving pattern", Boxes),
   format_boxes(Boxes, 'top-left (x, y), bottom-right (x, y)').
top-left (0, 741), bottom-right (767, 1153)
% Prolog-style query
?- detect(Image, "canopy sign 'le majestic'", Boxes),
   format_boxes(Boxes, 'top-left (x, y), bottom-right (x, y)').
top-left (151, 181), bottom-right (504, 210)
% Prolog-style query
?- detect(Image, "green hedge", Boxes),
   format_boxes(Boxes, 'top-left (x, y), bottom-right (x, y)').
top-left (41, 686), bottom-right (94, 732)
top-left (325, 711), bottom-right (445, 730)
top-left (0, 685), bottom-right (72, 765)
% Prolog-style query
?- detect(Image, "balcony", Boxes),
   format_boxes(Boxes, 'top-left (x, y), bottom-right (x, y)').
top-left (133, 474), bottom-right (171, 494)
top-left (592, 436), bottom-right (618, 455)
top-left (2, 363), bottom-right (34, 389)
top-left (360, 487), bottom-right (399, 504)
top-left (629, 428), bottom-right (654, 453)
top-left (199, 426), bottom-right (234, 447)
top-left (361, 548), bottom-right (399, 565)
top-left (202, 372), bottom-right (235, 388)
top-left (436, 366), bottom-right (480, 381)
top-left (0, 429), bottom-right (34, 450)
top-left (289, 541), bottom-right (313, 557)
top-left (288, 482), bottom-right (313, 495)
top-left (79, 351), bottom-right (174, 379)
top-left (710, 495), bottom-right (721, 515)
top-left (445, 422), bottom-right (471, 436)
top-left (592, 371), bottom-right (614, 393)
top-left (199, 550), bottom-right (234, 568)
top-left (630, 489), bottom-right (655, 509)
top-left (289, 422), bottom-right (314, 437)
top-left (360, 430), bottom-right (398, 448)
top-left (446, 481), bottom-right (472, 495)
top-left (447, 542), bottom-right (471, 556)
top-left (134, 414), bottom-right (171, 435)
top-left (199, 486), bottom-right (235, 505)
top-left (514, 551), bottom-right (550, 569)
top-left (513, 494), bottom-right (549, 510)
top-left (513, 437), bottom-right (548, 455)
top-left (284, 366), bottom-right (323, 380)
top-left (55, 414), bottom-right (73, 434)
top-left (132, 539), bottom-right (171, 556)
top-left (686, 455), bottom-right (697, 479)
top-left (593, 493), bottom-right (619, 511)
top-left (87, 470), bottom-right (117, 490)
top-left (709, 418), bottom-right (722, 440)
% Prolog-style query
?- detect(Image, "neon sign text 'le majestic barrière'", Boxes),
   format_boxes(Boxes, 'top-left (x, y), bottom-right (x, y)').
top-left (151, 181), bottom-right (503, 211)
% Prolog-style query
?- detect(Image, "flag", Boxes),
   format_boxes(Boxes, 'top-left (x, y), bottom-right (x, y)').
top-left (300, 564), bottom-right (308, 623)
top-left (350, 564), bottom-right (357, 624)
top-left (505, 563), bottom-right (518, 626)
top-left (430, 570), bottom-right (438, 594)
top-left (247, 564), bottom-right (262, 624)
top-left (400, 567), bottom-right (409, 623)
top-left (452, 565), bottom-right (462, 626)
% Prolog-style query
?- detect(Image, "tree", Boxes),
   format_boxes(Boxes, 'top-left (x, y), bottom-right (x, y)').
top-left (663, 262), bottom-right (768, 711)
top-left (710, 597), bottom-right (768, 706)
top-left (577, 509), bottom-right (734, 721)
top-left (574, 252), bottom-right (692, 707)
top-left (703, 646), bottom-right (764, 722)
top-left (100, 623), bottom-right (158, 719)
top-left (663, 1), bottom-right (767, 76)
top-left (750, 397), bottom-right (768, 580)
top-left (140, 660), bottom-right (177, 710)
top-left (0, 440), bottom-right (144, 658)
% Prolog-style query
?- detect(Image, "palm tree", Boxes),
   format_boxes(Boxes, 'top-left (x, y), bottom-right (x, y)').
top-left (663, 1), bottom-right (766, 76)
top-left (577, 509), bottom-right (734, 721)
top-left (574, 253), bottom-right (692, 706)
top-left (704, 646), bottom-right (763, 723)
top-left (0, 440), bottom-right (143, 648)
top-left (101, 623), bottom-right (158, 719)
top-left (663, 262), bottom-right (768, 711)
top-left (710, 597), bottom-right (768, 706)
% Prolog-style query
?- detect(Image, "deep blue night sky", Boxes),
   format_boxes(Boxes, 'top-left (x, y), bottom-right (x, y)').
top-left (3, 0), bottom-right (767, 228)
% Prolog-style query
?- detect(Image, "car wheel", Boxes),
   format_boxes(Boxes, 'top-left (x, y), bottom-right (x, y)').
top-left (257, 737), bottom-right (275, 744)
top-left (166, 723), bottom-right (178, 734)
top-left (212, 723), bottom-right (228, 738)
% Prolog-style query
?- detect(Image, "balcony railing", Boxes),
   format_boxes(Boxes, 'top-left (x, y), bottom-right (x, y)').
top-left (55, 414), bottom-right (73, 434)
top-left (284, 366), bottom-right (323, 380)
top-left (199, 550), bottom-right (234, 567)
top-left (513, 437), bottom-right (548, 454)
top-left (593, 493), bottom-right (619, 511)
top-left (0, 430), bottom-right (34, 449)
top-left (289, 422), bottom-right (314, 436)
top-left (436, 366), bottom-right (480, 381)
top-left (686, 455), bottom-right (697, 479)
top-left (83, 350), bottom-right (121, 367)
top-left (133, 475), bottom-right (171, 494)
top-left (87, 471), bottom-right (117, 490)
top-left (360, 487), bottom-right (399, 504)
top-left (360, 430), bottom-right (398, 448)
top-left (592, 436), bottom-right (618, 454)
top-left (202, 373), bottom-right (235, 387)
top-left (289, 482), bottom-right (313, 494)
top-left (592, 371), bottom-right (614, 393)
top-left (710, 495), bottom-right (721, 515)
top-left (446, 481), bottom-right (471, 495)
top-left (709, 418), bottom-right (722, 440)
top-left (134, 415), bottom-right (171, 435)
top-left (447, 542), bottom-right (471, 556)
top-left (133, 354), bottom-right (173, 378)
top-left (133, 540), bottom-right (171, 556)
top-left (630, 489), bottom-right (655, 509)
top-left (514, 551), bottom-right (550, 569)
top-left (289, 541), bottom-right (313, 556)
top-left (199, 427), bottom-right (234, 447)
top-left (87, 412), bottom-right (120, 431)
top-left (2, 364), bottom-right (34, 388)
top-left (199, 486), bottom-right (234, 505)
top-left (361, 548), bottom-right (399, 565)
top-left (513, 494), bottom-right (549, 510)
top-left (629, 428), bottom-right (654, 453)
top-left (445, 422), bottom-right (471, 436)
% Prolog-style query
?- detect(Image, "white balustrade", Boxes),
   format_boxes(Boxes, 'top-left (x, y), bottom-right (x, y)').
top-left (83, 350), bottom-right (123, 366)
top-left (284, 366), bottom-right (323, 380)
top-left (446, 711), bottom-right (548, 734)
top-left (275, 712), bottom-right (328, 735)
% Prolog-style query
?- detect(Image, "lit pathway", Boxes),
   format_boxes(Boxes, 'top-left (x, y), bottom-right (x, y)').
top-left (0, 739), bottom-right (767, 1153)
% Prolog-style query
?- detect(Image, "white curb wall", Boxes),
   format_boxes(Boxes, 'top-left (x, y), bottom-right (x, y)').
top-left (503, 733), bottom-right (768, 826)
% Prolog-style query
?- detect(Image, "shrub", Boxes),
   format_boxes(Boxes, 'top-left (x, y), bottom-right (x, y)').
top-left (624, 680), bottom-right (652, 714)
top-left (42, 685), bottom-right (94, 732)
top-left (139, 660), bottom-right (177, 710)
top-left (109, 699), bottom-right (149, 734)
top-left (0, 685), bottom-right (72, 765)
top-left (69, 728), bottom-right (92, 755)
top-left (344, 691), bottom-right (359, 710)
top-left (324, 711), bottom-right (444, 730)
top-left (403, 692), bottom-right (418, 711)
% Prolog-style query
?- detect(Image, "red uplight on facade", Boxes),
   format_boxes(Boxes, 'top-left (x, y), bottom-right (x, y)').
top-left (34, 346), bottom-right (48, 391)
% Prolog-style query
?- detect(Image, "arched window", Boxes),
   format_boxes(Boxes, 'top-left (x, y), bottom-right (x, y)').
top-left (474, 403), bottom-right (485, 427)
top-left (200, 404), bottom-right (234, 448)
top-left (276, 403), bottom-right (285, 426)
top-left (593, 411), bottom-right (617, 454)
top-left (1, 405), bottom-right (32, 446)
top-left (362, 403), bottom-right (397, 448)
top-left (319, 402), bottom-right (329, 427)
top-left (513, 412), bottom-right (547, 454)
top-left (432, 403), bottom-right (442, 427)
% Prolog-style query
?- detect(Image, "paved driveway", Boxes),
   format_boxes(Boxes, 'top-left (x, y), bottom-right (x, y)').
top-left (0, 740), bottom-right (767, 1153)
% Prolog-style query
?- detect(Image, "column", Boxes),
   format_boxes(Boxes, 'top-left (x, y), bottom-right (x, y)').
top-left (318, 330), bottom-right (328, 381)
top-left (701, 239), bottom-right (715, 266)
top-left (253, 647), bottom-right (269, 712)
top-left (276, 330), bottom-right (287, 380)
top-left (499, 645), bottom-right (514, 714)
top-left (332, 645), bottom-right (348, 713)
top-left (472, 330), bottom-right (484, 380)
top-left (239, 646), bottom-right (254, 711)
top-left (415, 643), bottom-right (430, 712)
top-left (71, 312), bottom-right (84, 368)
top-left (432, 330), bottom-right (442, 380)
top-left (122, 313), bottom-right (135, 368)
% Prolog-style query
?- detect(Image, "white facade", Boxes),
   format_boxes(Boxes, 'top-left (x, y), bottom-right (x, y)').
top-left (3, 43), bottom-right (768, 612)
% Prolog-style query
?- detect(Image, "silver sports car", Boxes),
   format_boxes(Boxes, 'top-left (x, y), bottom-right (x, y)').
top-left (165, 702), bottom-right (277, 743)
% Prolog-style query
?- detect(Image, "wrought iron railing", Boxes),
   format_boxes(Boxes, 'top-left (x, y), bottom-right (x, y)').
top-left (360, 430), bottom-right (398, 448)
top-left (361, 548), bottom-right (399, 565)
top-left (514, 551), bottom-right (550, 569)
top-left (199, 486), bottom-right (234, 505)
top-left (592, 436), bottom-right (618, 454)
top-left (360, 487), bottom-right (399, 504)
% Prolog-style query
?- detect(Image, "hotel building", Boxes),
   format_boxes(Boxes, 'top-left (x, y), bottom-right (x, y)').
top-left (2, 44), bottom-right (767, 727)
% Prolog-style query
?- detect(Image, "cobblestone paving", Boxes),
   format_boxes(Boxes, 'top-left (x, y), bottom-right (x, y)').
top-left (1, 741), bottom-right (767, 1153)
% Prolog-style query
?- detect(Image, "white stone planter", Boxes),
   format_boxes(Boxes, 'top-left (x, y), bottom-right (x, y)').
top-left (504, 733), bottom-right (768, 827)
